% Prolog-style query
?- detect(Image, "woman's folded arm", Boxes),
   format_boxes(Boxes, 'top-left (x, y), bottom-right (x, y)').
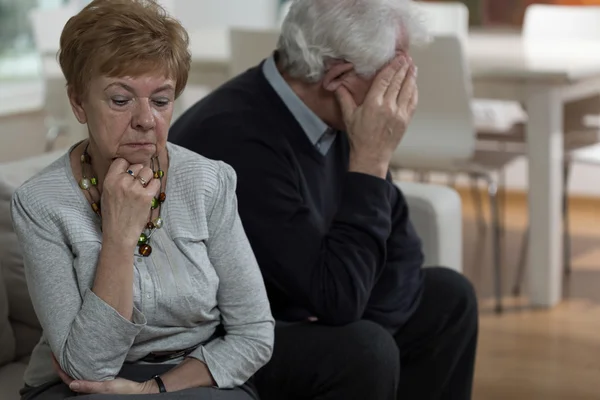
top-left (11, 190), bottom-right (144, 381)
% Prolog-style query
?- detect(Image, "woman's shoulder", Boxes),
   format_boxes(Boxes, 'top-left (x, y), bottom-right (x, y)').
top-left (12, 151), bottom-right (87, 231)
top-left (13, 151), bottom-right (75, 207)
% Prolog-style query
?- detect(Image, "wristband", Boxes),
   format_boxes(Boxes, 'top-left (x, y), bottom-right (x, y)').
top-left (153, 375), bottom-right (167, 393)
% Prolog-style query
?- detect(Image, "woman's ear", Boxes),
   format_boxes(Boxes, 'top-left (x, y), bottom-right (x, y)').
top-left (68, 87), bottom-right (88, 124)
top-left (322, 61), bottom-right (355, 93)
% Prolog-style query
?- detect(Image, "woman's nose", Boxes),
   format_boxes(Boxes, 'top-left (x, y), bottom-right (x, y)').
top-left (132, 99), bottom-right (156, 131)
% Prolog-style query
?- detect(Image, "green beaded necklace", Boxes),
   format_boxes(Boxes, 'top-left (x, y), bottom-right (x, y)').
top-left (78, 144), bottom-right (166, 257)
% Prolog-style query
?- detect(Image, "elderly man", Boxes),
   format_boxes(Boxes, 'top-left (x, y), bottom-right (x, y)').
top-left (169, 0), bottom-right (478, 398)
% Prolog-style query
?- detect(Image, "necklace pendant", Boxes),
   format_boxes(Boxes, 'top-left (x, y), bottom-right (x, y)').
top-left (79, 178), bottom-right (91, 190)
top-left (139, 244), bottom-right (152, 257)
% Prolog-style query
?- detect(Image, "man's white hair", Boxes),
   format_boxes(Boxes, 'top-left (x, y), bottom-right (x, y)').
top-left (278, 0), bottom-right (428, 83)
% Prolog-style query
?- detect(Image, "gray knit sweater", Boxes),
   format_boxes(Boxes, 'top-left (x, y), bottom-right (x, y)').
top-left (11, 142), bottom-right (274, 389)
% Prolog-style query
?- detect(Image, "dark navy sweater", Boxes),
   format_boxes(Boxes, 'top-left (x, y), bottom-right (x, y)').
top-left (169, 63), bottom-right (425, 332)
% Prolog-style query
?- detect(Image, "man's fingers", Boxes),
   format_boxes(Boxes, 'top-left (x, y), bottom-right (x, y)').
top-left (364, 55), bottom-right (404, 103)
top-left (335, 86), bottom-right (357, 120)
top-left (408, 84), bottom-right (419, 114)
top-left (397, 65), bottom-right (417, 109)
top-left (383, 59), bottom-right (411, 105)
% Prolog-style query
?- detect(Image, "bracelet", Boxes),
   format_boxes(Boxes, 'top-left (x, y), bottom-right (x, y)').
top-left (153, 375), bottom-right (167, 393)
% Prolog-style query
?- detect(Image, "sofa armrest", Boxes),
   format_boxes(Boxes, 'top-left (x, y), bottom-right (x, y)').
top-left (394, 181), bottom-right (463, 273)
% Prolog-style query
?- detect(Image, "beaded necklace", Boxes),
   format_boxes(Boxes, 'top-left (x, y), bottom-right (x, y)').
top-left (78, 144), bottom-right (166, 257)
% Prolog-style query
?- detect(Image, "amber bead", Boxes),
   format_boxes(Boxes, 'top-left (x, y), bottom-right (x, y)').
top-left (158, 192), bottom-right (166, 203)
top-left (91, 202), bottom-right (100, 214)
top-left (139, 244), bottom-right (152, 257)
top-left (138, 233), bottom-right (148, 245)
top-left (146, 221), bottom-right (155, 230)
top-left (151, 197), bottom-right (159, 209)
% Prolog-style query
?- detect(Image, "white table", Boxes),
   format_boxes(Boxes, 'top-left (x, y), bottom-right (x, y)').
top-left (468, 32), bottom-right (600, 307)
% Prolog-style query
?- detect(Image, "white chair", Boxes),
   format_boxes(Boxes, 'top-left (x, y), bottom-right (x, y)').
top-left (392, 34), bottom-right (507, 313)
top-left (415, 1), bottom-right (468, 42)
top-left (415, 1), bottom-right (528, 140)
top-left (278, 1), bottom-right (292, 27)
top-left (171, 0), bottom-right (278, 31)
top-left (28, 5), bottom-right (82, 152)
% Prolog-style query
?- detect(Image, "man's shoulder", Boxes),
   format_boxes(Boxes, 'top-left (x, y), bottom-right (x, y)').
top-left (171, 72), bottom-right (291, 149)
top-left (173, 66), bottom-right (275, 129)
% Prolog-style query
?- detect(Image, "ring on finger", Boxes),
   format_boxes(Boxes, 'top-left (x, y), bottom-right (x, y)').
top-left (137, 176), bottom-right (148, 187)
top-left (127, 169), bottom-right (135, 177)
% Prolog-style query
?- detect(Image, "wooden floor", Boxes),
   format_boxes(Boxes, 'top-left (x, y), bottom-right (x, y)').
top-left (459, 190), bottom-right (600, 399)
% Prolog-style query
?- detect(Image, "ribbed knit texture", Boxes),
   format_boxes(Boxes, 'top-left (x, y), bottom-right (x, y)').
top-left (11, 143), bottom-right (274, 389)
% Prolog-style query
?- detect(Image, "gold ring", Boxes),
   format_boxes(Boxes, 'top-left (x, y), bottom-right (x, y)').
top-left (137, 176), bottom-right (148, 187)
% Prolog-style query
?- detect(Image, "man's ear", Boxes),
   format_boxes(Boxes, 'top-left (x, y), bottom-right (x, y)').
top-left (322, 61), bottom-right (355, 93)
top-left (68, 87), bottom-right (88, 124)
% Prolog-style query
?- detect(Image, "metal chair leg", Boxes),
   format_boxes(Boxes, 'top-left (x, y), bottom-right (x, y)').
top-left (484, 175), bottom-right (503, 314)
top-left (512, 224), bottom-right (529, 296)
top-left (43, 117), bottom-right (68, 153)
top-left (447, 173), bottom-right (457, 187)
top-left (469, 175), bottom-right (486, 235)
top-left (563, 161), bottom-right (572, 277)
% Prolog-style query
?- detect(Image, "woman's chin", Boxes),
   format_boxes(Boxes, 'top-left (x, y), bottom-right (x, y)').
top-left (117, 145), bottom-right (159, 165)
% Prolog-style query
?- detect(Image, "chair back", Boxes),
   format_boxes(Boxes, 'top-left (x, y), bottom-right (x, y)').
top-left (414, 1), bottom-right (469, 42)
top-left (172, 0), bottom-right (278, 31)
top-left (523, 4), bottom-right (600, 42)
top-left (229, 28), bottom-right (280, 77)
top-left (29, 6), bottom-right (86, 144)
top-left (391, 35), bottom-right (475, 169)
top-left (29, 6), bottom-right (77, 57)
top-left (278, 1), bottom-right (292, 27)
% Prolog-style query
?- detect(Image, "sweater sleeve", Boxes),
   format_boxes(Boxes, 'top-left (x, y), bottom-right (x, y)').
top-left (10, 190), bottom-right (146, 381)
top-left (188, 162), bottom-right (274, 388)
top-left (178, 126), bottom-right (395, 326)
top-left (361, 175), bottom-right (425, 328)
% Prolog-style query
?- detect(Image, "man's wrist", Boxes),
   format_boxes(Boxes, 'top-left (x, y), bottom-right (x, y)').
top-left (348, 154), bottom-right (388, 179)
top-left (348, 163), bottom-right (388, 179)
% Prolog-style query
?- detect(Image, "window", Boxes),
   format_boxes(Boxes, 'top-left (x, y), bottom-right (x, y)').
top-left (0, 0), bottom-right (70, 82)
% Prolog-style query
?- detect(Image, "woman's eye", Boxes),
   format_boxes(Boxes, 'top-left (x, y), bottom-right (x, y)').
top-left (153, 99), bottom-right (170, 107)
top-left (112, 98), bottom-right (130, 107)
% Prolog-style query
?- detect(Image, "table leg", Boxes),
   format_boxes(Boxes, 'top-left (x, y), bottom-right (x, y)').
top-left (525, 85), bottom-right (564, 307)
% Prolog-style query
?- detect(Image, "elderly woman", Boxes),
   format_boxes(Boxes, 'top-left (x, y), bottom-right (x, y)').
top-left (10, 1), bottom-right (274, 399)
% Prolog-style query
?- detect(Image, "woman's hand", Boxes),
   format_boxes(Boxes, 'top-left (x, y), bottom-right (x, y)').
top-left (52, 354), bottom-right (157, 395)
top-left (100, 158), bottom-right (161, 249)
